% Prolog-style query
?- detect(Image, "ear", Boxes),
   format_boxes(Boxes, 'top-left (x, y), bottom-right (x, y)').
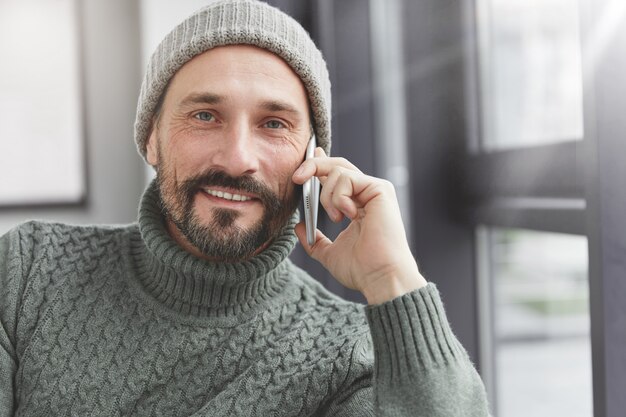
top-left (146, 126), bottom-right (159, 166)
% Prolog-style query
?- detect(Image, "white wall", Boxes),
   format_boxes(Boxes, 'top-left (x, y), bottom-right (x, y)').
top-left (0, 0), bottom-right (258, 236)
top-left (0, 0), bottom-right (146, 235)
top-left (140, 0), bottom-right (220, 64)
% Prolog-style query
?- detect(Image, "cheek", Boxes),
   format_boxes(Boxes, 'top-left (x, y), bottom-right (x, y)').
top-left (167, 125), bottom-right (203, 156)
top-left (163, 128), bottom-right (216, 177)
top-left (269, 158), bottom-right (303, 199)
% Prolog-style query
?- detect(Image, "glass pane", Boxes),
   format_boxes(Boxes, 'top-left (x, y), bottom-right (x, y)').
top-left (479, 0), bottom-right (584, 150)
top-left (490, 228), bottom-right (591, 417)
top-left (0, 0), bottom-right (84, 205)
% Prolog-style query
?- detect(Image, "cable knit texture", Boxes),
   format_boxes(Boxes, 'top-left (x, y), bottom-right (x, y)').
top-left (0, 182), bottom-right (490, 416)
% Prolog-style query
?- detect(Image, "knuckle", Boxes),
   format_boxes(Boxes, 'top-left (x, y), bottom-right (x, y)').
top-left (334, 164), bottom-right (346, 173)
top-left (330, 167), bottom-right (342, 179)
top-left (338, 172), bottom-right (352, 184)
top-left (379, 178), bottom-right (396, 193)
top-left (329, 166), bottom-right (344, 180)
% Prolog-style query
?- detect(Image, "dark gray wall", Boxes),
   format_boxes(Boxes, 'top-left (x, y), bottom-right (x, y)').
top-left (402, 0), bottom-right (480, 362)
top-left (269, 0), bottom-right (480, 363)
top-left (273, 1), bottom-right (480, 363)
top-left (278, 0), bottom-right (376, 304)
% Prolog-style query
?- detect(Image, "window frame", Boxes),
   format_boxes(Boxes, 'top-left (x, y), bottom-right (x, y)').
top-left (464, 0), bottom-right (626, 415)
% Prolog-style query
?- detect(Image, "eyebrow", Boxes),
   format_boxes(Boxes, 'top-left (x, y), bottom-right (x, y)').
top-left (179, 93), bottom-right (303, 116)
top-left (179, 93), bottom-right (223, 108)
top-left (260, 100), bottom-right (302, 116)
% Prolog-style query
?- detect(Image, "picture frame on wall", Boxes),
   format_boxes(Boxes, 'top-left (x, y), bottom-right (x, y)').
top-left (0, 0), bottom-right (86, 207)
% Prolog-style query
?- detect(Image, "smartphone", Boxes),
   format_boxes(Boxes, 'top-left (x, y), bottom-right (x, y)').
top-left (303, 134), bottom-right (320, 246)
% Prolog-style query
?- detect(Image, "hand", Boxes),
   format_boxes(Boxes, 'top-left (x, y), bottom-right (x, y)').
top-left (292, 148), bottom-right (427, 305)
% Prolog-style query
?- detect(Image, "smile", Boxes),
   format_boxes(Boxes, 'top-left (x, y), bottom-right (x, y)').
top-left (202, 188), bottom-right (254, 202)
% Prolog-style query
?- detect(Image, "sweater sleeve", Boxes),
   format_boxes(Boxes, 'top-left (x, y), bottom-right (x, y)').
top-left (0, 226), bottom-right (30, 417)
top-left (329, 283), bottom-right (491, 417)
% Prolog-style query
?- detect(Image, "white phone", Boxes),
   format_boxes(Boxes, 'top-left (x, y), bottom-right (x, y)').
top-left (303, 134), bottom-right (320, 246)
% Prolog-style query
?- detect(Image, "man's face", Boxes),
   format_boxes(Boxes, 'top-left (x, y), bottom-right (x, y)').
top-left (146, 45), bottom-right (311, 261)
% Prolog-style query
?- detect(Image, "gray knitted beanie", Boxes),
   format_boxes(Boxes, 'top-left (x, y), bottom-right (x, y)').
top-left (134, 0), bottom-right (332, 160)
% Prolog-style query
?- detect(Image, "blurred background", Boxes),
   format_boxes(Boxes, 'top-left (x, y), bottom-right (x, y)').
top-left (1, 0), bottom-right (625, 416)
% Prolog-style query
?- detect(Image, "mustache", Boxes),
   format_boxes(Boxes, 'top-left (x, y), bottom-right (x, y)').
top-left (180, 169), bottom-right (281, 210)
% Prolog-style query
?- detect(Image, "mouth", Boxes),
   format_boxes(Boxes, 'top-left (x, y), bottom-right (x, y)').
top-left (200, 187), bottom-right (258, 204)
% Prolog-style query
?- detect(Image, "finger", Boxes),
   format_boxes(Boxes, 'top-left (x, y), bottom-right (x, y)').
top-left (294, 221), bottom-right (334, 262)
top-left (319, 168), bottom-right (344, 222)
top-left (292, 154), bottom-right (361, 184)
top-left (315, 156), bottom-right (361, 178)
top-left (322, 166), bottom-right (366, 206)
top-left (332, 173), bottom-right (359, 219)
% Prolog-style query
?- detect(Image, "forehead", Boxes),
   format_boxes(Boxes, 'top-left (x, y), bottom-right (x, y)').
top-left (166, 44), bottom-right (308, 104)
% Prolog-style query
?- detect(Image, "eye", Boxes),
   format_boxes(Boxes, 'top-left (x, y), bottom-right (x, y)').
top-left (264, 119), bottom-right (285, 129)
top-left (194, 111), bottom-right (214, 122)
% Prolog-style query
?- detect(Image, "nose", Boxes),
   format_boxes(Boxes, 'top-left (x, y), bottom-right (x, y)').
top-left (211, 122), bottom-right (259, 177)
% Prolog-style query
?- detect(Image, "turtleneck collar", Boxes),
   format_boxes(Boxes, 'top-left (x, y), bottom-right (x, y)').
top-left (129, 179), bottom-right (299, 318)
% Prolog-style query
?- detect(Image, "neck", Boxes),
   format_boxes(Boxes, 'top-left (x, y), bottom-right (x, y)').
top-left (131, 179), bottom-right (300, 318)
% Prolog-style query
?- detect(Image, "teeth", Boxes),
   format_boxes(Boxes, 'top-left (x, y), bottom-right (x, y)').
top-left (204, 189), bottom-right (252, 202)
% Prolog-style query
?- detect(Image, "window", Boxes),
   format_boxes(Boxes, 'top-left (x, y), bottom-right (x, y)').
top-left (0, 0), bottom-right (85, 206)
top-left (477, 0), bottom-right (584, 151)
top-left (466, 0), bottom-right (607, 414)
top-left (487, 228), bottom-right (591, 417)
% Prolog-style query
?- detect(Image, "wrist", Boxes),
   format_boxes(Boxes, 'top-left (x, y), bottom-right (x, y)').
top-left (361, 262), bottom-right (428, 305)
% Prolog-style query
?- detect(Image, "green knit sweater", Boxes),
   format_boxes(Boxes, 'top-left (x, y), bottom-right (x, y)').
top-left (0, 183), bottom-right (489, 416)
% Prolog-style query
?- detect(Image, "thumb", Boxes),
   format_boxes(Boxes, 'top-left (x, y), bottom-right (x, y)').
top-left (294, 221), bottom-right (333, 263)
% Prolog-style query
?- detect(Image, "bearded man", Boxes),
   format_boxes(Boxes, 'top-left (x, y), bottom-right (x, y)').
top-left (0, 1), bottom-right (490, 416)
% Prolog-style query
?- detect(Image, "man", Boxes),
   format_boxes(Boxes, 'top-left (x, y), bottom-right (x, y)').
top-left (0, 0), bottom-right (490, 415)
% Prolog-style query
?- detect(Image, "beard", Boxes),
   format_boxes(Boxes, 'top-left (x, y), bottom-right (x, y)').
top-left (155, 166), bottom-right (300, 262)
